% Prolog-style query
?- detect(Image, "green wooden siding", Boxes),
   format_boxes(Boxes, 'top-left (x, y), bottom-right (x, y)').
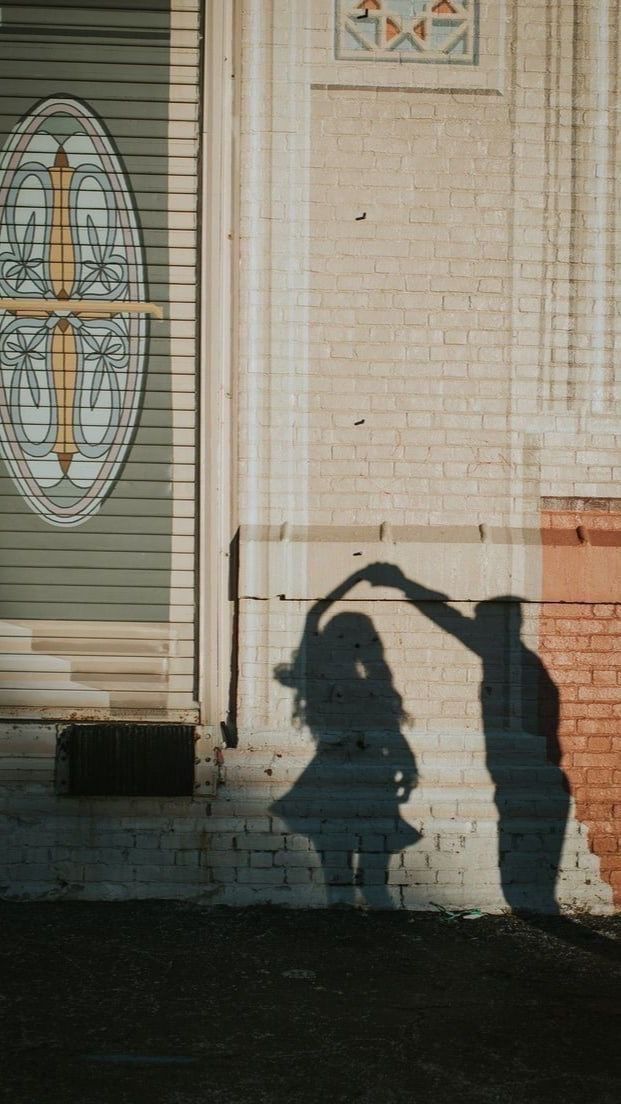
top-left (0, 1), bottom-right (185, 623)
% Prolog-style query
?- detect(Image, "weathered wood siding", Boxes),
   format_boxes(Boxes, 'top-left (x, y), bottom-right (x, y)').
top-left (0, 1), bottom-right (201, 719)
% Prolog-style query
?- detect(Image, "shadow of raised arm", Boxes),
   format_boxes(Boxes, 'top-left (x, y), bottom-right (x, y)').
top-left (274, 571), bottom-right (367, 688)
top-left (365, 562), bottom-right (478, 654)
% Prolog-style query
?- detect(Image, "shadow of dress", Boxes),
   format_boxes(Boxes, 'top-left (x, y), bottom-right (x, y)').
top-left (272, 603), bottom-right (420, 907)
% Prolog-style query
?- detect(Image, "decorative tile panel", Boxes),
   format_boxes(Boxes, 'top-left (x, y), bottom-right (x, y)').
top-left (336, 0), bottom-right (478, 64)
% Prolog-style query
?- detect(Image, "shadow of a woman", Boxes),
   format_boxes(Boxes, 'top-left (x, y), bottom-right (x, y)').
top-left (272, 572), bottom-right (420, 907)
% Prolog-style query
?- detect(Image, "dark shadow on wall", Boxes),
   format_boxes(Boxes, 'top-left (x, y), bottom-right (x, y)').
top-left (272, 571), bottom-right (420, 907)
top-left (273, 564), bottom-right (568, 913)
top-left (368, 565), bottom-right (567, 915)
top-left (221, 529), bottom-right (240, 749)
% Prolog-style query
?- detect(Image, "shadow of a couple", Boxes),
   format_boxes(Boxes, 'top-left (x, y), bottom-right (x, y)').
top-left (272, 563), bottom-right (566, 911)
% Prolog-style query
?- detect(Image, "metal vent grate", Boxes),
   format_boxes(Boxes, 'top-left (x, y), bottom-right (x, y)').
top-left (56, 724), bottom-right (196, 797)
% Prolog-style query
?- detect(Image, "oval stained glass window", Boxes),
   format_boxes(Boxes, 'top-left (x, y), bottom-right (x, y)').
top-left (0, 96), bottom-right (161, 527)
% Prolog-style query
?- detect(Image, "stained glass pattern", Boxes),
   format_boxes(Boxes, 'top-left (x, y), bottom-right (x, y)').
top-left (0, 97), bottom-right (160, 527)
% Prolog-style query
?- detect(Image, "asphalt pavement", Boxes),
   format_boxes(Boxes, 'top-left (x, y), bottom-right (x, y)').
top-left (1, 903), bottom-right (620, 1104)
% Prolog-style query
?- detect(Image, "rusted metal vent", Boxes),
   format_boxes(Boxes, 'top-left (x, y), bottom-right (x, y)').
top-left (56, 724), bottom-right (196, 797)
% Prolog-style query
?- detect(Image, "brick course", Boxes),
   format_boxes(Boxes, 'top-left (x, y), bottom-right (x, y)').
top-left (540, 510), bottom-right (621, 905)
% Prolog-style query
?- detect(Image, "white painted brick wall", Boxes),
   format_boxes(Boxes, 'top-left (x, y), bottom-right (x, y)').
top-left (238, 0), bottom-right (620, 533)
top-left (228, 0), bottom-right (618, 914)
top-left (1, 729), bottom-right (611, 912)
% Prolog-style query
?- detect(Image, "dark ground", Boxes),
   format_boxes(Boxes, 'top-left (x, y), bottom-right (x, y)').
top-left (1, 904), bottom-right (620, 1104)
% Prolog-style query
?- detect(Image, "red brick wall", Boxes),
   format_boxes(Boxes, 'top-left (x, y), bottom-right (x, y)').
top-left (540, 509), bottom-right (621, 906)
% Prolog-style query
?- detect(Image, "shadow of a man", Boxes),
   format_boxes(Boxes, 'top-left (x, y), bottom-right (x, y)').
top-left (366, 563), bottom-right (567, 914)
top-left (272, 571), bottom-right (420, 907)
